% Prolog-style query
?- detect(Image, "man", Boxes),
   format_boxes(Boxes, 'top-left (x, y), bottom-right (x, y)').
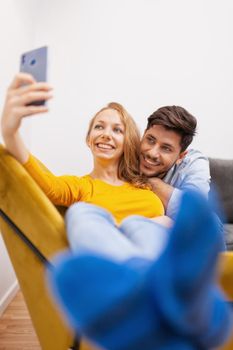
top-left (139, 105), bottom-right (210, 219)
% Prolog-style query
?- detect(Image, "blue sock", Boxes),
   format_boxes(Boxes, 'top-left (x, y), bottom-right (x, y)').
top-left (148, 190), bottom-right (232, 348)
top-left (47, 252), bottom-right (200, 350)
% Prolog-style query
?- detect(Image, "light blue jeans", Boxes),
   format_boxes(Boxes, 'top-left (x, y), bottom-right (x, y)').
top-left (65, 202), bottom-right (169, 262)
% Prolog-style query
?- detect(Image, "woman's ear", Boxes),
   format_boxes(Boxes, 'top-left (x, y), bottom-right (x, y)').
top-left (86, 137), bottom-right (90, 148)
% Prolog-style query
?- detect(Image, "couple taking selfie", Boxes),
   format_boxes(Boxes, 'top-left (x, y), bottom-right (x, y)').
top-left (1, 72), bottom-right (232, 349)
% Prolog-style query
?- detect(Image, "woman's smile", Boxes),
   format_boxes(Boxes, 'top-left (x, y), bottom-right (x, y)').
top-left (96, 142), bottom-right (115, 150)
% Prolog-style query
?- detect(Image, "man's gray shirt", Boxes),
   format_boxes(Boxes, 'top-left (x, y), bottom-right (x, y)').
top-left (163, 149), bottom-right (210, 219)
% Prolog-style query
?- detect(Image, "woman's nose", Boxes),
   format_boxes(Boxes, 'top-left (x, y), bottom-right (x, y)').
top-left (101, 128), bottom-right (111, 138)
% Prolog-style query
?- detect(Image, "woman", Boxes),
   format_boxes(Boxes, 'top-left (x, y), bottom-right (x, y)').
top-left (1, 73), bottom-right (170, 261)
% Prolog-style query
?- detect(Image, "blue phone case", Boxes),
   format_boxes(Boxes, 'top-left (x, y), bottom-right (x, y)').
top-left (20, 46), bottom-right (48, 105)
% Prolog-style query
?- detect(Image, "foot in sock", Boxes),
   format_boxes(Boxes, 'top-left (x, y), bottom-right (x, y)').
top-left (148, 190), bottom-right (232, 347)
top-left (47, 252), bottom-right (199, 350)
top-left (46, 190), bottom-right (232, 350)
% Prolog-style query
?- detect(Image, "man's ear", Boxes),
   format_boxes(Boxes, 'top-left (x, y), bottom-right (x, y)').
top-left (175, 150), bottom-right (188, 165)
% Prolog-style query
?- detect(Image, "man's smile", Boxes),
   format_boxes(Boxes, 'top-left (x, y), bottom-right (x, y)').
top-left (141, 154), bottom-right (161, 167)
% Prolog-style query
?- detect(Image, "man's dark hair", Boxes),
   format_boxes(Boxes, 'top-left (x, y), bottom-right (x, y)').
top-left (146, 106), bottom-right (197, 152)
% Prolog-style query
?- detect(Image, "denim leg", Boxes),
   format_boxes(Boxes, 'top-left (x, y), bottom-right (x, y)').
top-left (119, 216), bottom-right (169, 261)
top-left (65, 202), bottom-right (142, 261)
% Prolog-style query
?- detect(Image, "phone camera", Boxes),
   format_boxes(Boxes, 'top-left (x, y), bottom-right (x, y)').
top-left (21, 55), bottom-right (26, 65)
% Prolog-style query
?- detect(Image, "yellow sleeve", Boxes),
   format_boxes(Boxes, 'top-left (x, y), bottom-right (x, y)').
top-left (23, 154), bottom-right (87, 206)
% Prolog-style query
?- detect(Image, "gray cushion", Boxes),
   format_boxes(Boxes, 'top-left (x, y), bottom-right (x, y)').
top-left (224, 224), bottom-right (233, 251)
top-left (209, 158), bottom-right (233, 223)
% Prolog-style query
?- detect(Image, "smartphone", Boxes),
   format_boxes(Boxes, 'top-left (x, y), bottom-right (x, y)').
top-left (20, 46), bottom-right (48, 105)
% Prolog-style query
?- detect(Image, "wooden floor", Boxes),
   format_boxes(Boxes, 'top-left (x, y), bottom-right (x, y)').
top-left (0, 291), bottom-right (41, 350)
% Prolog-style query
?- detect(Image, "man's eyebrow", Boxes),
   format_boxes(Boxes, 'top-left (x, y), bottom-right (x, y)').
top-left (146, 133), bottom-right (156, 139)
top-left (162, 142), bottom-right (174, 149)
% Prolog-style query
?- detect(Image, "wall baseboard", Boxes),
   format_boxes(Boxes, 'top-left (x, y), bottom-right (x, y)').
top-left (0, 280), bottom-right (19, 317)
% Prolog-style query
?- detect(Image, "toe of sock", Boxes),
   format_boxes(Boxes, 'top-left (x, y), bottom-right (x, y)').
top-left (47, 252), bottom-right (147, 331)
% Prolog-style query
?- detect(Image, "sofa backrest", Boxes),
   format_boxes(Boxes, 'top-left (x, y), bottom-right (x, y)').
top-left (209, 158), bottom-right (233, 223)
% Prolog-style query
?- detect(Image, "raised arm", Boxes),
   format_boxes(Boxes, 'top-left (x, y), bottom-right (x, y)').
top-left (1, 75), bottom-right (88, 207)
top-left (1, 73), bottom-right (52, 163)
top-left (147, 178), bottom-right (173, 209)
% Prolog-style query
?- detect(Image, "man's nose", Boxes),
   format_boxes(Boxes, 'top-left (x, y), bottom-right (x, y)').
top-left (147, 146), bottom-right (160, 159)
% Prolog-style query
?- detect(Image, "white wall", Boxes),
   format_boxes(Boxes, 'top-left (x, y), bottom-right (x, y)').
top-left (0, 0), bottom-right (38, 316)
top-left (28, 0), bottom-right (233, 178)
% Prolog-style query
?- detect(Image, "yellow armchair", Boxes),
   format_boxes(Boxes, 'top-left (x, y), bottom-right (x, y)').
top-left (0, 144), bottom-right (232, 350)
top-left (0, 145), bottom-right (93, 350)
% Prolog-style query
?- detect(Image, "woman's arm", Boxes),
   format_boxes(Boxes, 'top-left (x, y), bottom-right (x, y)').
top-left (1, 75), bottom-right (86, 207)
top-left (23, 154), bottom-right (85, 206)
top-left (1, 73), bottom-right (52, 163)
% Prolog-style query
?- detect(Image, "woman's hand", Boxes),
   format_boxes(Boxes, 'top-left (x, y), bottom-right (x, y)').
top-left (1, 73), bottom-right (53, 163)
top-left (1, 73), bottom-right (52, 137)
top-left (150, 215), bottom-right (173, 228)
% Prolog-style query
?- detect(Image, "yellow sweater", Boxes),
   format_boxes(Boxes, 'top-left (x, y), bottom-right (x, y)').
top-left (23, 154), bottom-right (164, 224)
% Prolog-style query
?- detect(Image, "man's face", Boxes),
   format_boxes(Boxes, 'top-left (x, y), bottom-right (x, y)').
top-left (140, 125), bottom-right (187, 178)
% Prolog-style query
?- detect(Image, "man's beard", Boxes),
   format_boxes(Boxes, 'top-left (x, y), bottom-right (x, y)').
top-left (140, 164), bottom-right (168, 179)
top-left (140, 157), bottom-right (177, 179)
top-left (145, 170), bottom-right (167, 179)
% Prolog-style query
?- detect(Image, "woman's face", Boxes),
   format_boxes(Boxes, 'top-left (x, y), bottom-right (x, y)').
top-left (87, 108), bottom-right (125, 163)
